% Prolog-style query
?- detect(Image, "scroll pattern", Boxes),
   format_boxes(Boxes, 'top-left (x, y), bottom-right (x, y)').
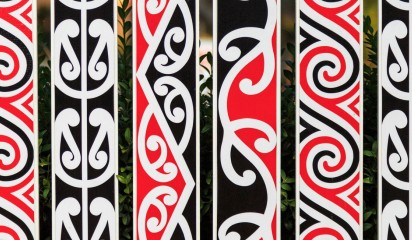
top-left (0, 0), bottom-right (36, 239)
top-left (298, 0), bottom-right (362, 239)
top-left (135, 0), bottom-right (197, 239)
top-left (52, 0), bottom-right (116, 239)
top-left (380, 0), bottom-right (410, 239)
top-left (215, 0), bottom-right (279, 239)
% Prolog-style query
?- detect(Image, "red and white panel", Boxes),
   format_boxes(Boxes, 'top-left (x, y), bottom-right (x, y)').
top-left (0, 0), bottom-right (38, 239)
top-left (134, 0), bottom-right (198, 239)
top-left (213, 0), bottom-right (280, 239)
top-left (297, 0), bottom-right (362, 239)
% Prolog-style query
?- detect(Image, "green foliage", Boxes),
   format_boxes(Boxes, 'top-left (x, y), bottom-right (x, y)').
top-left (363, 15), bottom-right (378, 240)
top-left (117, 0), bottom-right (134, 238)
top-left (281, 42), bottom-right (296, 240)
top-left (199, 52), bottom-right (213, 239)
top-left (37, 6), bottom-right (52, 240)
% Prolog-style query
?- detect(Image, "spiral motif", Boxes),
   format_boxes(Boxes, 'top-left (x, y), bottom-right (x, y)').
top-left (0, 0), bottom-right (35, 238)
top-left (298, 0), bottom-right (361, 239)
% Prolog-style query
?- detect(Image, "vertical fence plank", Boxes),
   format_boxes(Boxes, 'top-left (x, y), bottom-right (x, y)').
top-left (51, 0), bottom-right (117, 238)
top-left (379, 1), bottom-right (409, 239)
top-left (0, 0), bottom-right (38, 239)
top-left (297, 0), bottom-right (363, 239)
top-left (133, 0), bottom-right (198, 238)
top-left (213, 0), bottom-right (280, 239)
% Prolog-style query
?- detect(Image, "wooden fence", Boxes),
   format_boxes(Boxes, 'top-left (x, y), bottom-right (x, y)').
top-left (0, 0), bottom-right (405, 239)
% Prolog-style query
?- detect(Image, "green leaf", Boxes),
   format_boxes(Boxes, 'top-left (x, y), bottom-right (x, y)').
top-left (206, 173), bottom-right (212, 185)
top-left (284, 178), bottom-right (295, 183)
top-left (206, 52), bottom-right (213, 66)
top-left (201, 124), bottom-right (212, 134)
top-left (117, 175), bottom-right (127, 184)
top-left (363, 223), bottom-right (373, 232)
top-left (364, 211), bottom-right (373, 221)
top-left (124, 128), bottom-right (132, 144)
top-left (372, 141), bottom-right (378, 153)
top-left (363, 177), bottom-right (374, 184)
top-left (119, 194), bottom-right (127, 204)
top-left (281, 183), bottom-right (292, 191)
top-left (281, 128), bottom-right (288, 138)
top-left (42, 188), bottom-right (49, 199)
top-left (281, 202), bottom-right (286, 212)
top-left (122, 215), bottom-right (128, 225)
top-left (281, 169), bottom-right (286, 180)
top-left (124, 21), bottom-right (132, 33)
top-left (363, 150), bottom-right (374, 157)
top-left (118, 6), bottom-right (125, 19)
top-left (122, 0), bottom-right (129, 9)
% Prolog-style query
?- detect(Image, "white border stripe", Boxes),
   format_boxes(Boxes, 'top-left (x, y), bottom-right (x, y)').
top-left (277, 1), bottom-right (281, 239)
top-left (114, 0), bottom-right (119, 238)
top-left (295, 0), bottom-right (301, 238)
top-left (359, 1), bottom-right (364, 240)
top-left (32, 0), bottom-right (39, 238)
top-left (132, 0), bottom-right (137, 238)
top-left (377, 0), bottom-right (382, 238)
top-left (212, 0), bottom-right (218, 238)
top-left (195, 0), bottom-right (200, 238)
top-left (51, 0), bottom-right (56, 236)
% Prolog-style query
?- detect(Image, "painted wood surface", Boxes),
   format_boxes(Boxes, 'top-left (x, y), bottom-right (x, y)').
top-left (379, 0), bottom-right (410, 239)
top-left (213, 0), bottom-right (280, 239)
top-left (297, 0), bottom-right (362, 239)
top-left (134, 0), bottom-right (198, 239)
top-left (51, 0), bottom-right (117, 238)
top-left (0, 0), bottom-right (37, 239)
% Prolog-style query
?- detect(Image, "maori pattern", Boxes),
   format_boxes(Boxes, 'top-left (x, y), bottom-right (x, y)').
top-left (298, 0), bottom-right (362, 239)
top-left (134, 0), bottom-right (197, 239)
top-left (0, 0), bottom-right (37, 239)
top-left (52, 0), bottom-right (116, 239)
top-left (379, 0), bottom-right (410, 239)
top-left (214, 0), bottom-right (280, 239)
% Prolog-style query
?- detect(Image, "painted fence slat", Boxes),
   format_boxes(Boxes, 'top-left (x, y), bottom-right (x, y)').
top-left (0, 0), bottom-right (38, 239)
top-left (133, 0), bottom-right (199, 239)
top-left (297, 0), bottom-right (362, 239)
top-left (379, 1), bottom-right (409, 239)
top-left (51, 0), bottom-right (118, 239)
top-left (213, 0), bottom-right (280, 239)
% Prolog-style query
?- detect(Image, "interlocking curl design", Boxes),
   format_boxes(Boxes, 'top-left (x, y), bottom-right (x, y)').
top-left (298, 0), bottom-right (362, 239)
top-left (0, 0), bottom-right (36, 238)
top-left (215, 0), bottom-right (279, 239)
top-left (135, 0), bottom-right (197, 239)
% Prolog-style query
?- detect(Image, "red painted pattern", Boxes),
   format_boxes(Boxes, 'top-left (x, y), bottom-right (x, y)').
top-left (0, 0), bottom-right (36, 239)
